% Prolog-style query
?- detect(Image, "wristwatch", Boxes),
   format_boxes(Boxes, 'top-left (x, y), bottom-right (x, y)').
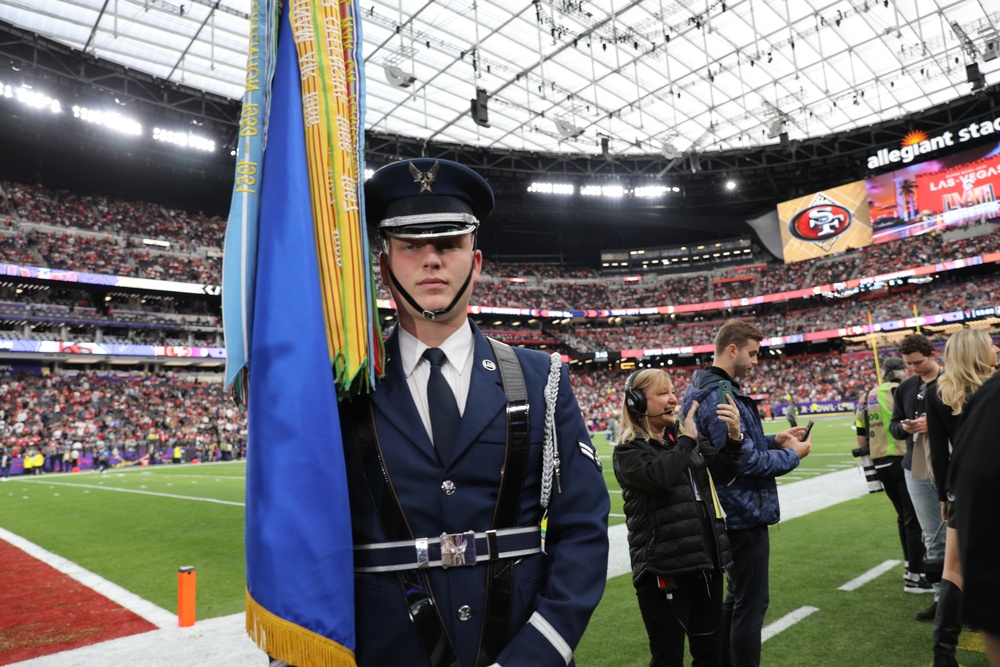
top-left (731, 432), bottom-right (744, 442)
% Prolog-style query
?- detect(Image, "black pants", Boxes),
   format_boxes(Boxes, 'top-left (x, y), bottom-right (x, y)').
top-left (635, 570), bottom-right (725, 667)
top-left (873, 457), bottom-right (925, 573)
top-left (722, 526), bottom-right (769, 667)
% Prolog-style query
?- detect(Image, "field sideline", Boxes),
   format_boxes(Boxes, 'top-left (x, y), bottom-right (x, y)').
top-left (0, 416), bottom-right (990, 666)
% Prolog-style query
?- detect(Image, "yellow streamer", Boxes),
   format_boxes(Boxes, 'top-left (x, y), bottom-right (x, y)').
top-left (287, 0), bottom-right (370, 393)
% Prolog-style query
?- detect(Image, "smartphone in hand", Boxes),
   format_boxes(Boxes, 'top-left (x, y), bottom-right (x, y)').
top-left (803, 420), bottom-right (815, 440)
top-left (718, 380), bottom-right (732, 406)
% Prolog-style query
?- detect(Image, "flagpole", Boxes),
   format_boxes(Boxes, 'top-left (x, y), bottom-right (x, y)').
top-left (867, 311), bottom-right (881, 381)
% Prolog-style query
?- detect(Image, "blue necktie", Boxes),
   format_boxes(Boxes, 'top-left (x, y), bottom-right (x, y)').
top-left (423, 348), bottom-right (460, 462)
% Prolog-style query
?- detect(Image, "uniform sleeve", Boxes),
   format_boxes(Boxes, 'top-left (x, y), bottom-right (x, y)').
top-left (696, 391), bottom-right (797, 480)
top-left (613, 436), bottom-right (694, 494)
top-left (494, 363), bottom-right (610, 667)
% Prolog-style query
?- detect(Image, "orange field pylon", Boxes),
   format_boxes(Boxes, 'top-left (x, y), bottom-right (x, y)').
top-left (178, 566), bottom-right (196, 627)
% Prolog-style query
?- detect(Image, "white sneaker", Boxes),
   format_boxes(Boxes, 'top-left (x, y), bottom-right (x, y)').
top-left (904, 577), bottom-right (935, 594)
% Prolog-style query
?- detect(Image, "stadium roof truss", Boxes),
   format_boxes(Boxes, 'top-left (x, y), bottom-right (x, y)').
top-left (1, 0), bottom-right (999, 159)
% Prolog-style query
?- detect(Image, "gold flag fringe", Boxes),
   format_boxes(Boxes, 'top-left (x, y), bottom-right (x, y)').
top-left (246, 589), bottom-right (356, 667)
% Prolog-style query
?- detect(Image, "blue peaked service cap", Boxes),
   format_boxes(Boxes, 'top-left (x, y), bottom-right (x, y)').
top-left (365, 158), bottom-right (494, 240)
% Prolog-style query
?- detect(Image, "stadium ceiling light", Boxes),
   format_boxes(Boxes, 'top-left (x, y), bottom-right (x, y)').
top-left (72, 105), bottom-right (142, 135)
top-left (634, 185), bottom-right (668, 198)
top-left (527, 182), bottom-right (574, 194)
top-left (725, 180), bottom-right (737, 190)
top-left (6, 83), bottom-right (61, 113)
top-left (153, 127), bottom-right (216, 152)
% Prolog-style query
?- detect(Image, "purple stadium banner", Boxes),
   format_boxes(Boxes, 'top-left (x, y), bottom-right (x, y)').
top-left (0, 339), bottom-right (226, 358)
top-left (772, 400), bottom-right (858, 415)
top-left (0, 262), bottom-right (220, 296)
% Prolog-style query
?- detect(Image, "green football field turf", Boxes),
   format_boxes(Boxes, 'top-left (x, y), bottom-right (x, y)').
top-left (0, 414), bottom-right (989, 666)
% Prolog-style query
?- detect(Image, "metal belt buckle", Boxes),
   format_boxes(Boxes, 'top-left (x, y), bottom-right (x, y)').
top-left (415, 537), bottom-right (430, 569)
top-left (440, 531), bottom-right (476, 568)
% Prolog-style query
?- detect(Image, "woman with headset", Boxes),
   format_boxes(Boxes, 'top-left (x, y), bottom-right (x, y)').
top-left (613, 368), bottom-right (743, 667)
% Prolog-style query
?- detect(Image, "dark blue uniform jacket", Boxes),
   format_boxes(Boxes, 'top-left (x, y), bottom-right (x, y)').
top-left (342, 321), bottom-right (610, 666)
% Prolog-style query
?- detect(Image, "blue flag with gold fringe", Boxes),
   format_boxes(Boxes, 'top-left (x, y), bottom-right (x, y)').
top-left (241, 8), bottom-right (355, 661)
top-left (223, 0), bottom-right (380, 664)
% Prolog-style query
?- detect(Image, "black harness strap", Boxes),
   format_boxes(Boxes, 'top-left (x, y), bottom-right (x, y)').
top-left (476, 338), bottom-right (530, 667)
top-left (346, 400), bottom-right (460, 667)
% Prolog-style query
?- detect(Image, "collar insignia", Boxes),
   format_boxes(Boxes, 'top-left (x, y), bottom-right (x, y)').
top-left (409, 161), bottom-right (440, 193)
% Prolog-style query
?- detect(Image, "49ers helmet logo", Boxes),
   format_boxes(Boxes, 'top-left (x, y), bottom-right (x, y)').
top-left (789, 205), bottom-right (853, 241)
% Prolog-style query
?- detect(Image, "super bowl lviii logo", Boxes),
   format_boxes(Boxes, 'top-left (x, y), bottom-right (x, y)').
top-left (788, 204), bottom-right (853, 241)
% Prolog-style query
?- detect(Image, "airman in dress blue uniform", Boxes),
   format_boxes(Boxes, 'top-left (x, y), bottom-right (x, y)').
top-left (340, 158), bottom-right (610, 667)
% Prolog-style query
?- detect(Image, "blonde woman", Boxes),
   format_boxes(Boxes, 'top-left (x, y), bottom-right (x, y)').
top-left (925, 329), bottom-right (999, 667)
top-left (613, 368), bottom-right (742, 667)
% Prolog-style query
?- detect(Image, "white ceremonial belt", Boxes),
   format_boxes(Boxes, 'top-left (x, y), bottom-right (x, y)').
top-left (354, 526), bottom-right (541, 573)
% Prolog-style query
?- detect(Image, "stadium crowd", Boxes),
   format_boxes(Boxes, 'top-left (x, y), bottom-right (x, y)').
top-left (3, 178), bottom-right (999, 314)
top-left (0, 372), bottom-right (245, 476)
top-left (0, 347), bottom-right (881, 478)
top-left (1, 180), bottom-right (227, 250)
top-left (0, 180), bottom-right (998, 481)
top-left (561, 272), bottom-right (1000, 352)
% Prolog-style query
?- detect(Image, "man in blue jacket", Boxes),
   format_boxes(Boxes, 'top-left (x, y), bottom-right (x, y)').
top-left (681, 319), bottom-right (810, 667)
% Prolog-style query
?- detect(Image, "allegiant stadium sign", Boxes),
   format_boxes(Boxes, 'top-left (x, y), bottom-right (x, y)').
top-left (867, 115), bottom-right (1000, 170)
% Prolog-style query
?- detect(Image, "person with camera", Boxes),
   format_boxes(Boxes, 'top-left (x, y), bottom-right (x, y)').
top-left (890, 334), bottom-right (943, 612)
top-left (681, 319), bottom-right (810, 667)
top-left (614, 368), bottom-right (743, 666)
top-left (855, 356), bottom-right (928, 596)
top-left (924, 329), bottom-right (999, 667)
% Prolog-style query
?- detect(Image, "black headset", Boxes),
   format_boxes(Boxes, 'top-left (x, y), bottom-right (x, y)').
top-left (624, 370), bottom-right (647, 416)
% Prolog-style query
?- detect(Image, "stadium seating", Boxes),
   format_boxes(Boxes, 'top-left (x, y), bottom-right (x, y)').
top-left (0, 178), bottom-right (998, 441)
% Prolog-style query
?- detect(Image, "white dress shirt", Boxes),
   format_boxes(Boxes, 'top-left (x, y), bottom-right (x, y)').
top-left (397, 321), bottom-right (475, 446)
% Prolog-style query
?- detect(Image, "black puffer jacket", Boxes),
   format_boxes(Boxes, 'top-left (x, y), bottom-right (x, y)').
top-left (613, 427), bottom-right (741, 584)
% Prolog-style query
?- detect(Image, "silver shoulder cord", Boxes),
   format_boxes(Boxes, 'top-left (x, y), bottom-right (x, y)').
top-left (541, 352), bottom-right (562, 509)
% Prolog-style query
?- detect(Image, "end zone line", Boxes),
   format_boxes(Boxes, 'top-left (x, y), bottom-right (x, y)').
top-left (838, 559), bottom-right (902, 591)
top-left (0, 525), bottom-right (176, 629)
top-left (762, 606), bottom-right (820, 642)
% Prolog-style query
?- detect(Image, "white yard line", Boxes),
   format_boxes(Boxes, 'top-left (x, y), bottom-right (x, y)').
top-left (838, 559), bottom-right (902, 591)
top-left (762, 606), bottom-right (820, 642)
top-left (23, 480), bottom-right (245, 507)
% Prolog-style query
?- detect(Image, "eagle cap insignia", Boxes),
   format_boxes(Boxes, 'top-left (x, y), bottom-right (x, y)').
top-left (409, 161), bottom-right (440, 193)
